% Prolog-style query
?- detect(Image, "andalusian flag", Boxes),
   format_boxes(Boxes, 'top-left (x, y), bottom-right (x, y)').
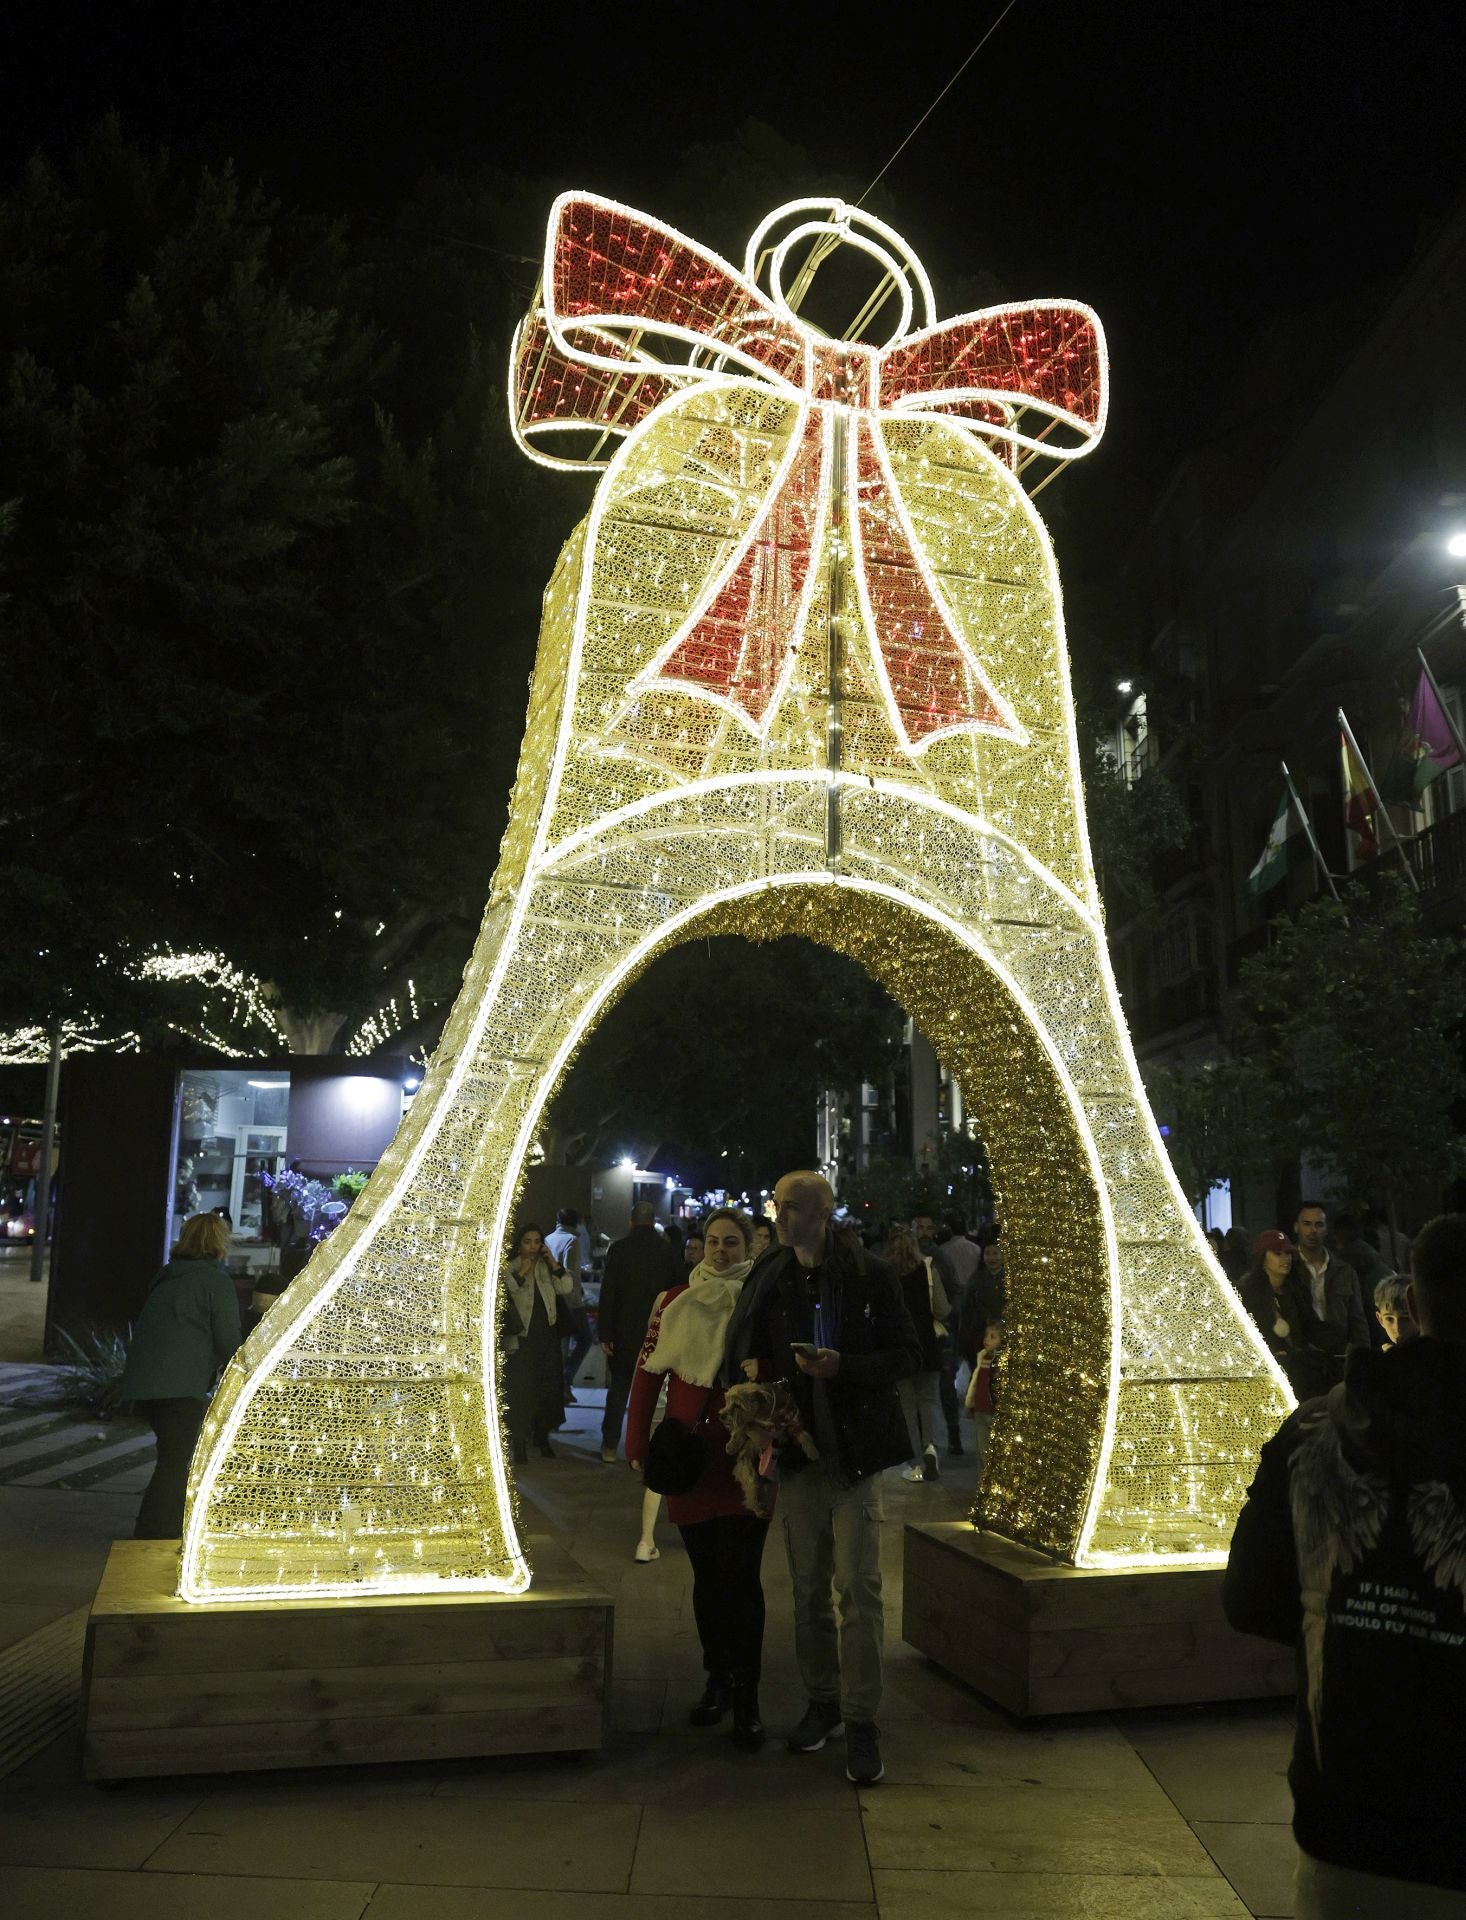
top-left (1247, 787), bottom-right (1306, 895)
top-left (1381, 666), bottom-right (1463, 804)
top-left (1340, 727), bottom-right (1379, 859)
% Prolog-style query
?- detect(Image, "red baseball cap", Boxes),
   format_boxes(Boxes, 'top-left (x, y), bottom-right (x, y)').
top-left (1252, 1229), bottom-right (1295, 1257)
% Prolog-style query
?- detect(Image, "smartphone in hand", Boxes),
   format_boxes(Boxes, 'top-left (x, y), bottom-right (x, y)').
top-left (790, 1341), bottom-right (819, 1360)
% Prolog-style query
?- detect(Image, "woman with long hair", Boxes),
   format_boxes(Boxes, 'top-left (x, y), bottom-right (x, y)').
top-left (885, 1224), bottom-right (950, 1482)
top-left (625, 1208), bottom-right (766, 1749)
top-left (502, 1223), bottom-right (575, 1465)
top-left (1238, 1229), bottom-right (1331, 1398)
top-left (120, 1211), bottom-right (243, 1538)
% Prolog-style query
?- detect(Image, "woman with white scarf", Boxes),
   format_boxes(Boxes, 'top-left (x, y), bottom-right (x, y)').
top-left (625, 1209), bottom-right (767, 1749)
top-left (502, 1223), bottom-right (575, 1465)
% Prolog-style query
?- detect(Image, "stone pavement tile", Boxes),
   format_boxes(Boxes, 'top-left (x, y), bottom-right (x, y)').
top-left (0, 1864), bottom-right (374, 1920)
top-left (1123, 1705), bottom-right (1294, 1823)
top-left (1193, 1820), bottom-right (1300, 1919)
top-left (874, 1866), bottom-right (1248, 1917)
top-left (876, 1718), bottom-right (1160, 1792)
top-left (147, 1785), bottom-right (641, 1890)
top-left (879, 1646), bottom-right (1010, 1728)
top-left (0, 1783), bottom-right (200, 1869)
top-left (860, 1782), bottom-right (1217, 1877)
top-left (367, 1891), bottom-right (873, 1920)
top-left (610, 1677), bottom-right (667, 1734)
top-left (630, 1802), bottom-right (873, 1902)
top-left (0, 1602), bottom-right (62, 1653)
top-left (437, 1727), bottom-right (853, 1807)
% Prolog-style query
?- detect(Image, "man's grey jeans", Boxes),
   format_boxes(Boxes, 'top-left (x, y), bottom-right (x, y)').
top-left (778, 1462), bottom-right (885, 1723)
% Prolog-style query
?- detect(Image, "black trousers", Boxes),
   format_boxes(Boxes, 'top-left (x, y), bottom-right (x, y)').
top-left (678, 1511), bottom-right (770, 1681)
top-left (937, 1335), bottom-right (962, 1437)
top-left (602, 1363), bottom-right (636, 1448)
top-left (133, 1396), bottom-right (208, 1540)
top-left (563, 1306), bottom-right (594, 1388)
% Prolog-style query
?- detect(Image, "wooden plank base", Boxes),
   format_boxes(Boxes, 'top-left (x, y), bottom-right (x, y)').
top-left (82, 1536), bottom-right (612, 1779)
top-left (902, 1522), bottom-right (1295, 1718)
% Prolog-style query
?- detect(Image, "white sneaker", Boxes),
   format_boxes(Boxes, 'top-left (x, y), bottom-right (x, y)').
top-left (902, 1465), bottom-right (925, 1482)
top-left (634, 1541), bottom-right (660, 1563)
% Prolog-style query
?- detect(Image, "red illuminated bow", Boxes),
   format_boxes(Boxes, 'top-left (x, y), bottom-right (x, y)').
top-left (513, 195), bottom-right (1107, 749)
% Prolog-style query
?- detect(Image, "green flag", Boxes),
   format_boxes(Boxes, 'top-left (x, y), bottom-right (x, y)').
top-left (1247, 786), bottom-right (1306, 895)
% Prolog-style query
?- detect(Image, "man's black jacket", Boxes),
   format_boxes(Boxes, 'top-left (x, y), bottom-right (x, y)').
top-left (721, 1235), bottom-right (921, 1482)
top-left (598, 1225), bottom-right (680, 1367)
top-left (1223, 1337), bottom-right (1466, 1892)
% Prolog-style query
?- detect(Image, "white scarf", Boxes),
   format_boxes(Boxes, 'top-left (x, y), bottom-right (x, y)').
top-left (645, 1256), bottom-right (753, 1388)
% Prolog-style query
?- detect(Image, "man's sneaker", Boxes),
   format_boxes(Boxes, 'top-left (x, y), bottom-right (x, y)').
top-left (600, 1446), bottom-right (617, 1463)
top-left (787, 1698), bottom-right (843, 1752)
top-left (845, 1719), bottom-right (884, 1785)
top-left (922, 1444), bottom-right (940, 1482)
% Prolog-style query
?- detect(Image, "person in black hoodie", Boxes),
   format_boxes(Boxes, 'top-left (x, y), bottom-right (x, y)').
top-left (722, 1169), bottom-right (920, 1789)
top-left (1224, 1211), bottom-right (1466, 1914)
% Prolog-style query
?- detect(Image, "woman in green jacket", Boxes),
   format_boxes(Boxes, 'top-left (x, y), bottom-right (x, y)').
top-left (120, 1211), bottom-right (243, 1538)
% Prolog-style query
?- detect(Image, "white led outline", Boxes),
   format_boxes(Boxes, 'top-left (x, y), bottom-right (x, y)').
top-left (743, 198), bottom-right (938, 329)
top-left (766, 220), bottom-right (915, 348)
top-left (533, 769), bottom-right (1101, 939)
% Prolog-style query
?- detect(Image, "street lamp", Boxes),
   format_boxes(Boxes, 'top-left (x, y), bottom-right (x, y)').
top-left (1447, 530), bottom-right (1466, 559)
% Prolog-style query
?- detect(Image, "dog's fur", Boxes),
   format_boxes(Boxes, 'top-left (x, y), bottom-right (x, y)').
top-left (719, 1380), bottom-right (819, 1518)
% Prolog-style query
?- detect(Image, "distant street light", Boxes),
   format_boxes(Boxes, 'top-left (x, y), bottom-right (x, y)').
top-left (1447, 530), bottom-right (1466, 559)
top-left (1117, 678), bottom-right (1134, 695)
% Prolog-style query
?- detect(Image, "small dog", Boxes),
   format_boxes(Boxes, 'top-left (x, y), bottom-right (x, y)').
top-left (719, 1380), bottom-right (819, 1517)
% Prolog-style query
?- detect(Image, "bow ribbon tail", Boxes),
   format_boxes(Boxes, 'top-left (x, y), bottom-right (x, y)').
top-left (639, 405), bottom-right (827, 733)
top-left (847, 416), bottom-right (1026, 752)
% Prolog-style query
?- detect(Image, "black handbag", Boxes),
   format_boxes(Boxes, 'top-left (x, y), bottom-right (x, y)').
top-left (644, 1392), bottom-right (713, 1495)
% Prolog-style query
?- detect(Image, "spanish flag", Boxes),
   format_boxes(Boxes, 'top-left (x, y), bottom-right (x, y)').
top-left (1340, 727), bottom-right (1379, 860)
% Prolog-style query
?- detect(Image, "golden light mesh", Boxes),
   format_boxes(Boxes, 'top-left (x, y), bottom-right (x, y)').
top-left (179, 202), bottom-right (1291, 1603)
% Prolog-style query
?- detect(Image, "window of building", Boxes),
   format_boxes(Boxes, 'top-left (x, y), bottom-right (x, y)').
top-left (170, 1069), bottom-right (290, 1277)
top-left (1118, 692), bottom-right (1150, 787)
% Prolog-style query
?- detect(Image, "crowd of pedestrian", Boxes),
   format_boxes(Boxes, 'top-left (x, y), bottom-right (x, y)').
top-left (516, 1180), bottom-right (1011, 1785)
top-left (1225, 1200), bottom-right (1415, 1398)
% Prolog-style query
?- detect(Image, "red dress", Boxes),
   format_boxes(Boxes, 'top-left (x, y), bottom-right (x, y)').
top-left (624, 1286), bottom-right (751, 1526)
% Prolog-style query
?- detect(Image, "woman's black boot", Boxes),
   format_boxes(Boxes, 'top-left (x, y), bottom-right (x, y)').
top-left (731, 1677), bottom-right (765, 1751)
top-left (689, 1675), bottom-right (734, 1725)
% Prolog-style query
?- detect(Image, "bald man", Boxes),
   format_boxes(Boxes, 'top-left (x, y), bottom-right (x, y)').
top-left (722, 1170), bottom-right (920, 1785)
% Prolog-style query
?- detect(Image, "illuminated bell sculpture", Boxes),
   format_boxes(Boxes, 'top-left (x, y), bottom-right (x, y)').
top-left (180, 195), bottom-right (1291, 1602)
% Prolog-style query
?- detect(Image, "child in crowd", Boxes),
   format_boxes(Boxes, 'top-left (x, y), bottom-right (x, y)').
top-left (964, 1319), bottom-right (1005, 1474)
top-left (1374, 1274), bottom-right (1419, 1350)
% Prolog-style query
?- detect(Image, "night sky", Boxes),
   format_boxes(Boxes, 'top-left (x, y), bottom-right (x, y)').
top-left (4, 0), bottom-right (1464, 586)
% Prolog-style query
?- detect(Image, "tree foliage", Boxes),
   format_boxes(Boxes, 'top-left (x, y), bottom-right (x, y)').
top-left (1161, 873), bottom-right (1466, 1208)
top-left (0, 123), bottom-right (551, 1047)
top-left (544, 936), bottom-right (905, 1180)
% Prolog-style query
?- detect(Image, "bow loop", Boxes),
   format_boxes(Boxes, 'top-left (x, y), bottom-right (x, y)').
top-left (879, 304), bottom-right (1107, 462)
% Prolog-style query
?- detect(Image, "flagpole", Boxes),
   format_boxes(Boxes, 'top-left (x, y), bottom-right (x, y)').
top-left (1417, 647), bottom-right (1466, 769)
top-left (1280, 759), bottom-right (1340, 902)
top-left (1339, 706), bottom-right (1420, 891)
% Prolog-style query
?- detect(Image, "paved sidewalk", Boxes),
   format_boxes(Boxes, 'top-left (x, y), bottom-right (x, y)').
top-left (0, 1390), bottom-right (1300, 1918)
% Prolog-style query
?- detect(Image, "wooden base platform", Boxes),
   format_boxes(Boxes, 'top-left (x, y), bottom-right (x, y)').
top-left (902, 1522), bottom-right (1295, 1718)
top-left (82, 1536), bottom-right (612, 1779)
